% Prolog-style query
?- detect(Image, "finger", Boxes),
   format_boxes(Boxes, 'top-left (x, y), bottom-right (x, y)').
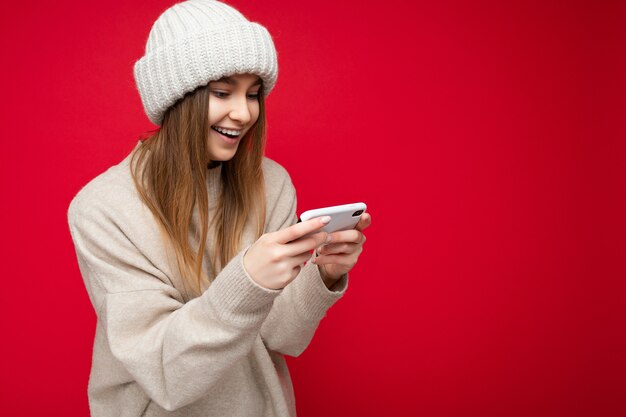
top-left (317, 242), bottom-right (357, 256)
top-left (287, 264), bottom-right (302, 283)
top-left (289, 251), bottom-right (313, 269)
top-left (328, 229), bottom-right (366, 245)
top-left (355, 213), bottom-right (371, 232)
top-left (273, 216), bottom-right (330, 244)
top-left (278, 253), bottom-right (311, 286)
top-left (312, 253), bottom-right (352, 266)
top-left (285, 232), bottom-right (330, 256)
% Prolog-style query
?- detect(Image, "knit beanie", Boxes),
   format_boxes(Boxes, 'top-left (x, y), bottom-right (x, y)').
top-left (133, 0), bottom-right (278, 126)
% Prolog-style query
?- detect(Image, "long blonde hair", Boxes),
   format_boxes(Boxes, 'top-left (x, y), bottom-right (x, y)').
top-left (130, 83), bottom-right (267, 296)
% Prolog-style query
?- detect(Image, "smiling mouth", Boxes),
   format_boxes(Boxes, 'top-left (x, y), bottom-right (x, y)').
top-left (211, 125), bottom-right (241, 139)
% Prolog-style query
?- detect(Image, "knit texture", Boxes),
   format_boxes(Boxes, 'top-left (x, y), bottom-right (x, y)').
top-left (67, 141), bottom-right (348, 416)
top-left (134, 0), bottom-right (278, 125)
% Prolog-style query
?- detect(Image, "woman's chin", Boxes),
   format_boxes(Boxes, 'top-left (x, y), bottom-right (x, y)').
top-left (208, 148), bottom-right (238, 162)
top-left (207, 134), bottom-right (241, 162)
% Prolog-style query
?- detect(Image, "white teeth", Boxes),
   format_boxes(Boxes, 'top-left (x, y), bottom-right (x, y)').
top-left (213, 126), bottom-right (241, 136)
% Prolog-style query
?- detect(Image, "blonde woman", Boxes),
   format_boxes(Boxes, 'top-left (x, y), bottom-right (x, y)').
top-left (67, 0), bottom-right (371, 416)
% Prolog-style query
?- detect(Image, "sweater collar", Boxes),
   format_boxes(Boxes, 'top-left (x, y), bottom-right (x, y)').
top-left (207, 160), bottom-right (222, 170)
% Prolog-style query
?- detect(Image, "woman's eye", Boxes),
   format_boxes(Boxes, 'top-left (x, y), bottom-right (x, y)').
top-left (211, 91), bottom-right (258, 100)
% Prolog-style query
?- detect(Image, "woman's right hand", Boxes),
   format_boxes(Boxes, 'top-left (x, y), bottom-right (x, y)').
top-left (243, 216), bottom-right (332, 290)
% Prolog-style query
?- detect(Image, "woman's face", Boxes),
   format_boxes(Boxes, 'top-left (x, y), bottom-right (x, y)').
top-left (207, 73), bottom-right (261, 161)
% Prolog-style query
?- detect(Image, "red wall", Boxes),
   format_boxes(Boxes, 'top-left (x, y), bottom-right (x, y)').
top-left (1, 0), bottom-right (625, 416)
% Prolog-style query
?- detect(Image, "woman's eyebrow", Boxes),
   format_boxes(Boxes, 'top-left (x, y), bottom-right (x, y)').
top-left (213, 76), bottom-right (262, 87)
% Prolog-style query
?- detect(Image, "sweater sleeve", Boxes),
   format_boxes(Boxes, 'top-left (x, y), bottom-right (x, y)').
top-left (68, 198), bottom-right (281, 412)
top-left (258, 174), bottom-right (349, 357)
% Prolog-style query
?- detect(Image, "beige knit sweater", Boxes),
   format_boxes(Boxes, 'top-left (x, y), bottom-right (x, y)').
top-left (67, 141), bottom-right (348, 416)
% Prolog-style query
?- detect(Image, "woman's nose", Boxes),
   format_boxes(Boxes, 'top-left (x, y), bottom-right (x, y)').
top-left (229, 95), bottom-right (252, 125)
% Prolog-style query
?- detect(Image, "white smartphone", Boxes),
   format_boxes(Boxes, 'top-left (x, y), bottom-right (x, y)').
top-left (299, 202), bottom-right (367, 235)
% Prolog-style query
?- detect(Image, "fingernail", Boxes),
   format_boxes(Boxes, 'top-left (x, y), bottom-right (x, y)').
top-left (320, 216), bottom-right (331, 224)
top-left (325, 234), bottom-right (332, 243)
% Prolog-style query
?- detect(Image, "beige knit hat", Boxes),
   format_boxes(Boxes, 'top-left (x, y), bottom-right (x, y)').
top-left (133, 0), bottom-right (278, 126)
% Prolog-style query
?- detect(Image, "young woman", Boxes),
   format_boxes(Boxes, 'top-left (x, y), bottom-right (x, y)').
top-left (67, 1), bottom-right (371, 416)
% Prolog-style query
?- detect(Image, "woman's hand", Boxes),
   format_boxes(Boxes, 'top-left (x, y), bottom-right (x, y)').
top-left (313, 213), bottom-right (371, 286)
top-left (244, 217), bottom-right (332, 290)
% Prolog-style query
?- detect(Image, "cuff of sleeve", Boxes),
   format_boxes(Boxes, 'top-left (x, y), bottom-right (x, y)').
top-left (205, 249), bottom-right (281, 329)
top-left (290, 259), bottom-right (349, 323)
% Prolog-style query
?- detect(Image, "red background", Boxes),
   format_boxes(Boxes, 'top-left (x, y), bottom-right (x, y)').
top-left (1, 0), bottom-right (625, 416)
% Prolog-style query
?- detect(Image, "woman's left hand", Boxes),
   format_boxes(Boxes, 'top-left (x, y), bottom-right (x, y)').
top-left (312, 213), bottom-right (372, 286)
